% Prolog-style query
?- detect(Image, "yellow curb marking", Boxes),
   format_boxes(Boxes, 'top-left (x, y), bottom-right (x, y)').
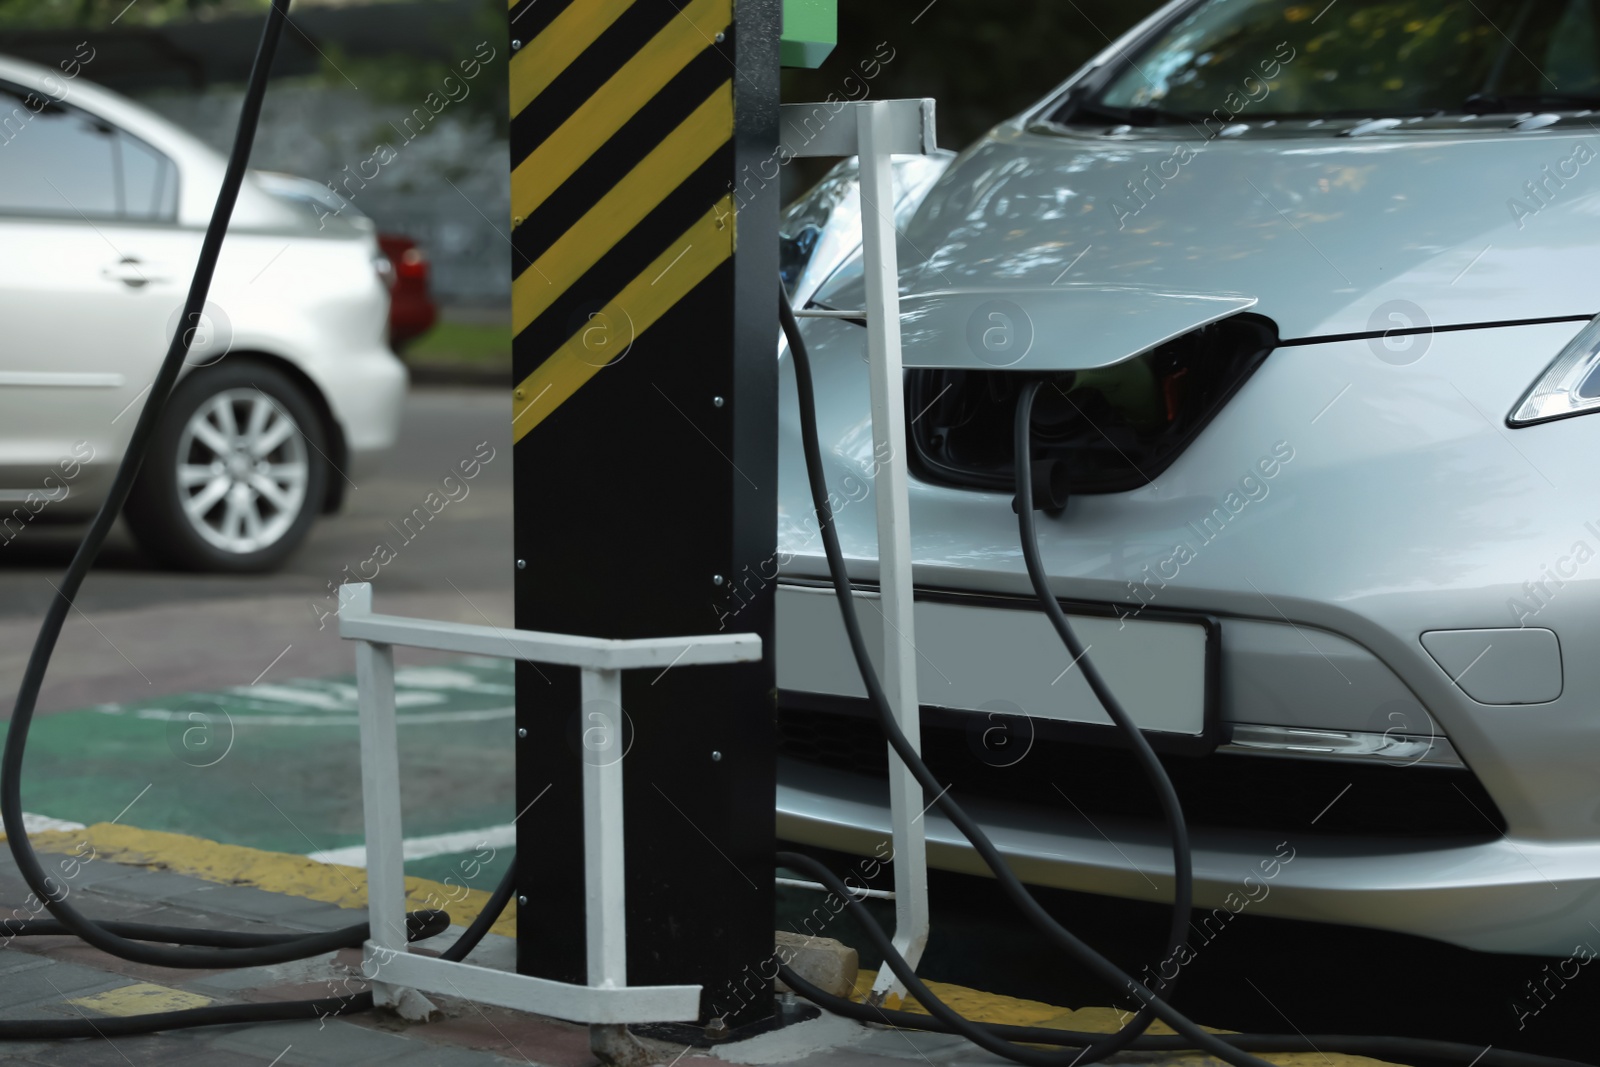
top-left (69, 982), bottom-right (214, 1017)
top-left (852, 970), bottom-right (1401, 1066)
top-left (25, 823), bottom-right (515, 939)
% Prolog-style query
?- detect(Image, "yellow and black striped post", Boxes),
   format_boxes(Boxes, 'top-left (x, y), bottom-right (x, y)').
top-left (507, 0), bottom-right (781, 1031)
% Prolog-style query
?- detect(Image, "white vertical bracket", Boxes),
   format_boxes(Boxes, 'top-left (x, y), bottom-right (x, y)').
top-left (780, 96), bottom-right (937, 1004)
top-left (352, 583), bottom-right (409, 1010)
top-left (856, 99), bottom-right (930, 1001)
top-left (581, 667), bottom-right (628, 990)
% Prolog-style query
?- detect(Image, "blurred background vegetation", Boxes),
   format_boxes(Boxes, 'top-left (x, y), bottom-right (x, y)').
top-left (0, 0), bottom-right (1160, 150)
top-left (0, 0), bottom-right (510, 128)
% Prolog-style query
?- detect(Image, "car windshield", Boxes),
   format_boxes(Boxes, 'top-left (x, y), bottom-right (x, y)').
top-left (1086, 0), bottom-right (1600, 121)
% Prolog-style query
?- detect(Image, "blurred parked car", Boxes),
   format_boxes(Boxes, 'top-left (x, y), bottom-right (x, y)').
top-left (377, 234), bottom-right (438, 351)
top-left (0, 55), bottom-right (406, 572)
top-left (778, 0), bottom-right (1600, 958)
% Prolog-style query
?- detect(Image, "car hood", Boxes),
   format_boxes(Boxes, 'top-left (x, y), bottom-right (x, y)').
top-left (816, 122), bottom-right (1600, 347)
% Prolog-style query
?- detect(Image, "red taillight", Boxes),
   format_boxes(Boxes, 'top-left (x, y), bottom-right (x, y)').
top-left (396, 246), bottom-right (428, 282)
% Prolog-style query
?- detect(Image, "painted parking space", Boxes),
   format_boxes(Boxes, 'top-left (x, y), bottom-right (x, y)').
top-left (14, 656), bottom-right (518, 890)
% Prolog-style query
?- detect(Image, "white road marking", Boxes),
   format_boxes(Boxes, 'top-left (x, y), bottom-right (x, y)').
top-left (305, 822), bottom-right (517, 867)
top-left (94, 706), bottom-right (514, 727)
top-left (230, 683), bottom-right (446, 710)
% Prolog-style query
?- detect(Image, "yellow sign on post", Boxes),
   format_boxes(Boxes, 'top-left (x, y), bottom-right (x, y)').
top-left (508, 0), bottom-right (740, 440)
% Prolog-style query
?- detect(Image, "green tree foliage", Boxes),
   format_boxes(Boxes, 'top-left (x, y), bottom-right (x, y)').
top-left (0, 0), bottom-right (265, 28)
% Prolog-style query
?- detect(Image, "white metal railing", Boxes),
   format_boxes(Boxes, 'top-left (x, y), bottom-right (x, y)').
top-left (339, 582), bottom-right (762, 1023)
top-left (782, 97), bottom-right (938, 1002)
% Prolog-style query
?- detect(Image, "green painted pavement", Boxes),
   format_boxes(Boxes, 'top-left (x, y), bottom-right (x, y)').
top-left (15, 657), bottom-right (518, 892)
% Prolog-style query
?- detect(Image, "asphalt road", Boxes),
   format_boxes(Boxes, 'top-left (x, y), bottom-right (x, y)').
top-left (0, 385), bottom-right (518, 888)
top-left (0, 385), bottom-right (513, 719)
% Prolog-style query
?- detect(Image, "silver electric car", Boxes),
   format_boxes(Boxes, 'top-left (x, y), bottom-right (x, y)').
top-left (772, 0), bottom-right (1600, 957)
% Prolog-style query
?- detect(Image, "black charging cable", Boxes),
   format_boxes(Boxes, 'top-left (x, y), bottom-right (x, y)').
top-left (775, 286), bottom-right (1592, 1067)
top-left (0, 0), bottom-right (513, 1038)
top-left (777, 286), bottom-right (1270, 1067)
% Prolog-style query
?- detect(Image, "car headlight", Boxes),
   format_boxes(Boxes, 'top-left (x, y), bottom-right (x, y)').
top-left (1509, 317), bottom-right (1600, 426)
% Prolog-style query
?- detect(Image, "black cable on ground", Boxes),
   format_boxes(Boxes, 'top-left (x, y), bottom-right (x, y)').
top-left (0, 850), bottom-right (516, 1041)
top-left (0, 910), bottom-right (450, 948)
top-left (776, 287), bottom-right (1590, 1067)
top-left (0, 0), bottom-right (516, 1038)
top-left (0, 994), bottom-right (378, 1041)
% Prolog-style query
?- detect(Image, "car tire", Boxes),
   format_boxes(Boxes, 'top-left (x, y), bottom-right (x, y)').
top-left (124, 362), bottom-right (329, 573)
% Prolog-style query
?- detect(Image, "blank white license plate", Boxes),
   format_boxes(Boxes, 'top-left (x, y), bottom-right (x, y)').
top-left (775, 584), bottom-right (1211, 737)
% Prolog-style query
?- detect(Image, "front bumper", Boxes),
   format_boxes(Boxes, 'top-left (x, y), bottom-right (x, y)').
top-left (778, 760), bottom-right (1598, 956)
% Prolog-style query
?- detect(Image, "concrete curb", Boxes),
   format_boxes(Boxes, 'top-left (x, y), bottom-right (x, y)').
top-left (404, 363), bottom-right (510, 388)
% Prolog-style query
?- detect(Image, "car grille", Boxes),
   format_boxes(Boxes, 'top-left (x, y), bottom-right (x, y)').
top-left (906, 314), bottom-right (1277, 494)
top-left (777, 699), bottom-right (1506, 840)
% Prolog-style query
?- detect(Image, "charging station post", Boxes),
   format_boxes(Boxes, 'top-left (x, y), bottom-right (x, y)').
top-left (507, 0), bottom-right (786, 1033)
